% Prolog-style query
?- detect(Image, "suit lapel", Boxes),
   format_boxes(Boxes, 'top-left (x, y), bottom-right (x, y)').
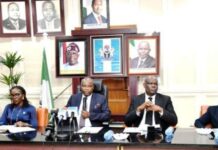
top-left (138, 94), bottom-right (145, 105)
top-left (90, 93), bottom-right (95, 110)
top-left (154, 93), bottom-right (161, 124)
top-left (77, 93), bottom-right (83, 108)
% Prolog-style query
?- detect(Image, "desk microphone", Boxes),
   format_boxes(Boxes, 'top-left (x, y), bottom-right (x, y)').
top-left (45, 127), bottom-right (52, 137)
top-left (48, 109), bottom-right (58, 123)
top-left (44, 109), bottom-right (58, 138)
top-left (57, 109), bottom-right (68, 124)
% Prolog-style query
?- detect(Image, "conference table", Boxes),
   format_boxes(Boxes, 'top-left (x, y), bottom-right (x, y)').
top-left (0, 126), bottom-right (217, 150)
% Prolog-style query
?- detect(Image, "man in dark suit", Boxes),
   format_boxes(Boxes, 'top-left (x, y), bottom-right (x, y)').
top-left (83, 0), bottom-right (108, 24)
top-left (124, 76), bottom-right (177, 133)
top-left (130, 41), bottom-right (156, 68)
top-left (3, 2), bottom-right (26, 30)
top-left (37, 1), bottom-right (60, 30)
top-left (194, 105), bottom-right (218, 128)
top-left (65, 77), bottom-right (111, 127)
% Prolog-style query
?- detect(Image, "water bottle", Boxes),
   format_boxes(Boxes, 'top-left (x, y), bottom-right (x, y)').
top-left (214, 129), bottom-right (218, 144)
top-left (104, 130), bottom-right (114, 142)
top-left (165, 126), bottom-right (174, 143)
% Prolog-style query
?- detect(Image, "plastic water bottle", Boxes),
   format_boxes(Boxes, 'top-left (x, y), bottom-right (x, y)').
top-left (104, 130), bottom-right (114, 142)
top-left (214, 129), bottom-right (218, 144)
top-left (165, 126), bottom-right (174, 143)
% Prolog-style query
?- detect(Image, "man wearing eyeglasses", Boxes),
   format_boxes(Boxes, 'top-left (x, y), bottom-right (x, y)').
top-left (124, 75), bottom-right (177, 133)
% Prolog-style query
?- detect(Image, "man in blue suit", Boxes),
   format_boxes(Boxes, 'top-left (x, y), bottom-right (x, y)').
top-left (65, 77), bottom-right (110, 127)
top-left (83, 0), bottom-right (108, 25)
top-left (194, 105), bottom-right (218, 128)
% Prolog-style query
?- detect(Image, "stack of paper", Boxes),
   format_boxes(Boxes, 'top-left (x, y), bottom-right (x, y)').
top-left (77, 127), bottom-right (103, 134)
top-left (0, 125), bottom-right (36, 134)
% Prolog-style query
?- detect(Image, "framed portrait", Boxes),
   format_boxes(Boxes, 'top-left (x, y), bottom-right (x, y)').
top-left (90, 34), bottom-right (124, 77)
top-left (81, 0), bottom-right (110, 30)
top-left (126, 35), bottom-right (160, 75)
top-left (0, 0), bottom-right (31, 37)
top-left (32, 0), bottom-right (65, 36)
top-left (55, 36), bottom-right (88, 77)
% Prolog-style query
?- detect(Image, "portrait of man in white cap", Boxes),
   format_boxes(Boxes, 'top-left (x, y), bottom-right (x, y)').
top-left (66, 42), bottom-right (80, 66)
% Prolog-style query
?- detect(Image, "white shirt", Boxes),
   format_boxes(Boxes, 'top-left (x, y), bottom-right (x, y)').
top-left (138, 94), bottom-right (157, 128)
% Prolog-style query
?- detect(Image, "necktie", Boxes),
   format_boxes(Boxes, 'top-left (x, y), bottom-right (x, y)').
top-left (145, 97), bottom-right (153, 125)
top-left (138, 60), bottom-right (144, 68)
top-left (80, 97), bottom-right (87, 128)
top-left (98, 16), bottom-right (102, 24)
top-left (82, 97), bottom-right (87, 111)
top-left (13, 21), bottom-right (19, 30)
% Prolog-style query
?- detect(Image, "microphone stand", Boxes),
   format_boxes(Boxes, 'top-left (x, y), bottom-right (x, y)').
top-left (45, 109), bottom-right (58, 141)
top-left (56, 111), bottom-right (70, 141)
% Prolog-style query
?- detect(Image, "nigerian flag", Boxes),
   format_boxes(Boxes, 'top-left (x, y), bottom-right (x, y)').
top-left (40, 48), bottom-right (54, 111)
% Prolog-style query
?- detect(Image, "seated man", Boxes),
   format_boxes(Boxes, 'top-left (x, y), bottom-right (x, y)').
top-left (65, 77), bottom-right (111, 128)
top-left (194, 105), bottom-right (218, 128)
top-left (124, 75), bottom-right (177, 133)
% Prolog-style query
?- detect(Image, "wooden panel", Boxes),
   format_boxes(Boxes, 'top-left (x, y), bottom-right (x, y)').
top-left (103, 78), bottom-right (130, 116)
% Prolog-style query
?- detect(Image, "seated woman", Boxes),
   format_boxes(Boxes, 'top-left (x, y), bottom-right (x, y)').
top-left (194, 105), bottom-right (218, 128)
top-left (0, 86), bottom-right (38, 128)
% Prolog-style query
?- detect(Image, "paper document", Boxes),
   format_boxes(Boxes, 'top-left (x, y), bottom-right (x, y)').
top-left (196, 128), bottom-right (213, 135)
top-left (0, 125), bottom-right (36, 133)
top-left (77, 127), bottom-right (103, 134)
top-left (124, 124), bottom-right (160, 134)
top-left (123, 127), bottom-right (142, 133)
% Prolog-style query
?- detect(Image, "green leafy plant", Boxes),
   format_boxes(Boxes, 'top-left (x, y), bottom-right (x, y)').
top-left (0, 52), bottom-right (23, 89)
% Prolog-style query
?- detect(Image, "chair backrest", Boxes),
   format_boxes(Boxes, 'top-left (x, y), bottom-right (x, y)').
top-left (77, 79), bottom-right (108, 101)
top-left (200, 105), bottom-right (209, 116)
top-left (200, 105), bottom-right (212, 128)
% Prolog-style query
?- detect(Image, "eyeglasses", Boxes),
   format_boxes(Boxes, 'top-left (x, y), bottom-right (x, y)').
top-left (10, 93), bottom-right (22, 98)
top-left (146, 82), bottom-right (158, 85)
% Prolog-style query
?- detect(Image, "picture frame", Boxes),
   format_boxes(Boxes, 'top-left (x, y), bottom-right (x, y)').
top-left (126, 34), bottom-right (160, 75)
top-left (90, 34), bottom-right (124, 77)
top-left (81, 0), bottom-right (110, 30)
top-left (0, 0), bottom-right (31, 37)
top-left (32, 0), bottom-right (65, 36)
top-left (55, 36), bottom-right (88, 77)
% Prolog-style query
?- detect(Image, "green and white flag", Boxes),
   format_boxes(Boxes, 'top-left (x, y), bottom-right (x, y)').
top-left (40, 48), bottom-right (54, 111)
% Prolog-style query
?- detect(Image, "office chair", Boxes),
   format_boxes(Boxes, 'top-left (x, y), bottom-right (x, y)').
top-left (200, 105), bottom-right (212, 128)
top-left (77, 79), bottom-right (108, 101)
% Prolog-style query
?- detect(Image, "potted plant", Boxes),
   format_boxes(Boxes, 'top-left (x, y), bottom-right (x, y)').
top-left (0, 51), bottom-right (23, 90)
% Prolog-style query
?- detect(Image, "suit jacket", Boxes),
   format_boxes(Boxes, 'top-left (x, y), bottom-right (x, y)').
top-left (124, 93), bottom-right (178, 132)
top-left (194, 105), bottom-right (218, 128)
top-left (3, 18), bottom-right (26, 30)
top-left (130, 56), bottom-right (156, 68)
top-left (38, 18), bottom-right (60, 30)
top-left (66, 93), bottom-right (111, 127)
top-left (83, 13), bottom-right (107, 24)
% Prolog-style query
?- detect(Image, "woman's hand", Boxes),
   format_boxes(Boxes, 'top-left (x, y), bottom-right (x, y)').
top-left (15, 121), bottom-right (30, 127)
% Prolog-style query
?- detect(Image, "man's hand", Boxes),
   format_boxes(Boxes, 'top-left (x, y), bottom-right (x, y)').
top-left (81, 111), bottom-right (90, 119)
top-left (137, 101), bottom-right (153, 112)
top-left (147, 104), bottom-right (163, 113)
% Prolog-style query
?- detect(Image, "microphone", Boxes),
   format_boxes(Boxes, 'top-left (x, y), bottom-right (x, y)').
top-left (48, 109), bottom-right (58, 123)
top-left (57, 109), bottom-right (68, 124)
top-left (44, 109), bottom-right (58, 138)
top-left (45, 128), bottom-right (52, 137)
